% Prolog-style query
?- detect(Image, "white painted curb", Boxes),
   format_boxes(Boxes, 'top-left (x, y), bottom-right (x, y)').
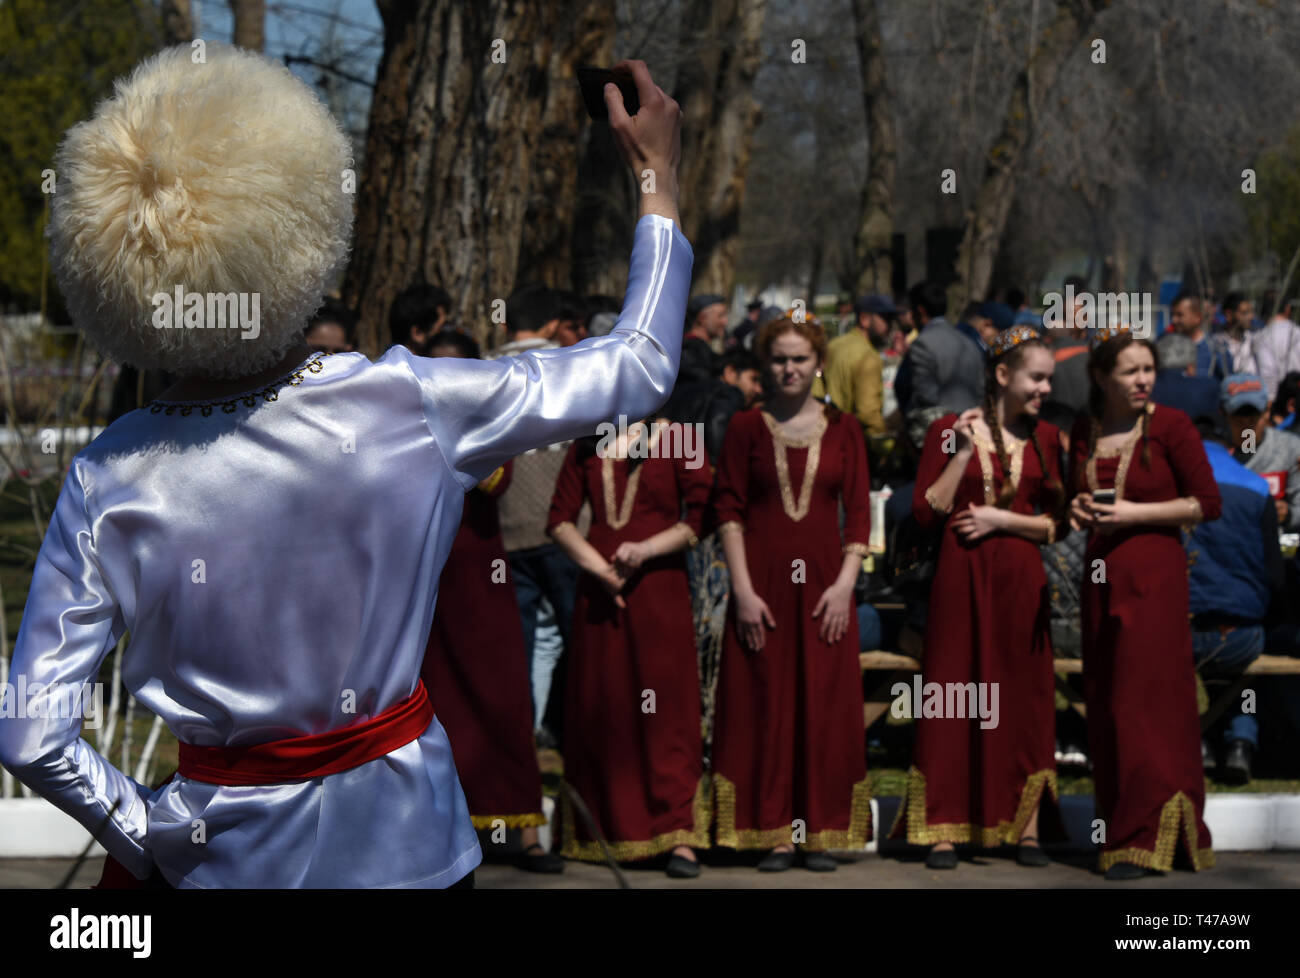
top-left (0, 798), bottom-right (107, 858)
top-left (1204, 794), bottom-right (1300, 851)
top-left (2, 792), bottom-right (1297, 859)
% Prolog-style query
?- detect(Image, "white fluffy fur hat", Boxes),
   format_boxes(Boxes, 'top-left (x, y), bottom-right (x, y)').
top-left (49, 42), bottom-right (354, 379)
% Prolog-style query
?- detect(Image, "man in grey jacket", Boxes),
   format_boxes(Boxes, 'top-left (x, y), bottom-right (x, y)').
top-left (1223, 373), bottom-right (1300, 532)
top-left (902, 280), bottom-right (986, 449)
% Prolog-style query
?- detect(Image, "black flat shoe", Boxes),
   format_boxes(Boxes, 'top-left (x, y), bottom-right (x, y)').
top-left (1104, 861), bottom-right (1151, 880)
top-left (666, 853), bottom-right (701, 878)
top-left (925, 847), bottom-right (958, 869)
top-left (802, 851), bottom-right (837, 872)
top-left (758, 848), bottom-right (795, 872)
top-left (516, 843), bottom-right (564, 874)
top-left (1016, 837), bottom-right (1050, 867)
top-left (1201, 737), bottom-right (1217, 775)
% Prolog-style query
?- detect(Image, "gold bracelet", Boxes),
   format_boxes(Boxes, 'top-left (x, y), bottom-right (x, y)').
top-left (676, 521), bottom-right (699, 548)
top-left (1043, 517), bottom-right (1056, 546)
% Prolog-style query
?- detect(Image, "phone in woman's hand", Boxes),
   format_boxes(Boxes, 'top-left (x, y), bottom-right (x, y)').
top-left (1092, 488), bottom-right (1116, 505)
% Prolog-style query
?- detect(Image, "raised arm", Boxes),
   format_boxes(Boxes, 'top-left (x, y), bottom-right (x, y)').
top-left (397, 61), bottom-right (693, 489)
top-left (0, 463), bottom-right (155, 879)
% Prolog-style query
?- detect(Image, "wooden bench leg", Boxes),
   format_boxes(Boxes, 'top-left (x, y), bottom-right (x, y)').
top-left (863, 670), bottom-right (912, 731)
top-left (1201, 675), bottom-right (1249, 734)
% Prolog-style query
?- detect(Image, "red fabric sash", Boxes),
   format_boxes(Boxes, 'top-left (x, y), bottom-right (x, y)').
top-left (177, 681), bottom-right (433, 786)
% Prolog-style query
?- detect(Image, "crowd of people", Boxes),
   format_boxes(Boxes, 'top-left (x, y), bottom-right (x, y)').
top-left (7, 43), bottom-right (1297, 891)
top-left (295, 271), bottom-right (1300, 882)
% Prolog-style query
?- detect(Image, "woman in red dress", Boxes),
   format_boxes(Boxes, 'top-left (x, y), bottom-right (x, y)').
top-left (420, 331), bottom-right (557, 873)
top-left (546, 417), bottom-right (712, 878)
top-left (891, 326), bottom-right (1067, 869)
top-left (711, 316), bottom-right (872, 873)
top-left (1068, 327), bottom-right (1221, 879)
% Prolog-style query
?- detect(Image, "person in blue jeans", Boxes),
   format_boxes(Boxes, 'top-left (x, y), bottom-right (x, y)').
top-left (1185, 413), bottom-right (1285, 784)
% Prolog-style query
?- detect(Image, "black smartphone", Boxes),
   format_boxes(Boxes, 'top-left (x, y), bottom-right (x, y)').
top-left (577, 66), bottom-right (639, 121)
top-left (1092, 488), bottom-right (1116, 505)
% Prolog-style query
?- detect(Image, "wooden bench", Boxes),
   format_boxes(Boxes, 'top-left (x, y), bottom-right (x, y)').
top-left (859, 644), bottom-right (1300, 733)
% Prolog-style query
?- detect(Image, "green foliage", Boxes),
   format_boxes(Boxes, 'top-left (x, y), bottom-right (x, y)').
top-left (0, 0), bottom-right (160, 315)
top-left (1252, 124), bottom-right (1300, 271)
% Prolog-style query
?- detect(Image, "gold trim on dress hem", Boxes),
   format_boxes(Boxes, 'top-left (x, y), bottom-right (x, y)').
top-left (712, 772), bottom-right (873, 851)
top-left (717, 520), bottom-right (745, 537)
top-left (1096, 791), bottom-right (1214, 872)
top-left (469, 812), bottom-right (548, 830)
top-left (890, 765), bottom-right (1059, 847)
top-left (559, 775), bottom-right (713, 862)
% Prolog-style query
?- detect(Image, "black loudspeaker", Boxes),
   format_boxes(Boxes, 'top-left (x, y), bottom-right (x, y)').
top-left (925, 227), bottom-right (964, 287)
top-left (891, 233), bottom-right (907, 299)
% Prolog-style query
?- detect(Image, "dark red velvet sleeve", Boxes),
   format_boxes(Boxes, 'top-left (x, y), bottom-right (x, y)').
top-left (838, 413), bottom-right (871, 548)
top-left (673, 449), bottom-right (713, 539)
top-left (546, 443), bottom-right (586, 532)
top-left (910, 413), bottom-right (959, 531)
top-left (1032, 421), bottom-right (1071, 539)
top-left (1160, 407), bottom-right (1223, 521)
top-left (711, 409), bottom-right (755, 530)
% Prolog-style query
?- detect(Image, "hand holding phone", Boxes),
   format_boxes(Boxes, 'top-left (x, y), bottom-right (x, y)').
top-left (578, 66), bottom-right (639, 121)
top-left (586, 60), bottom-right (681, 225)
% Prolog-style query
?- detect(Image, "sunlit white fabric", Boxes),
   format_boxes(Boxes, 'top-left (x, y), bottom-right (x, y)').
top-left (0, 214), bottom-right (692, 888)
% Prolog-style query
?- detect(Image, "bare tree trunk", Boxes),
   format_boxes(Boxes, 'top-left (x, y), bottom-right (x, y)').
top-left (228, 0), bottom-right (265, 52)
top-left (850, 0), bottom-right (897, 297)
top-left (673, 0), bottom-right (767, 297)
top-left (161, 0), bottom-right (193, 44)
top-left (515, 2), bottom-right (615, 289)
top-left (948, 0), bottom-right (1101, 313)
top-left (343, 0), bottom-right (564, 352)
top-left (571, 126), bottom-right (637, 298)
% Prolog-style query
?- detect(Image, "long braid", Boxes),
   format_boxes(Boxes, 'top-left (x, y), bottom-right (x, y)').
top-left (1140, 401), bottom-right (1152, 467)
top-left (983, 367), bottom-right (1016, 508)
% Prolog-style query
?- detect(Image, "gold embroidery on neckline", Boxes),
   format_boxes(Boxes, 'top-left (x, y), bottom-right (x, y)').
top-left (761, 411), bottom-right (828, 522)
top-left (1086, 401), bottom-right (1153, 501)
top-left (970, 428), bottom-right (1027, 505)
top-left (601, 424), bottom-right (663, 530)
top-left (148, 352), bottom-right (335, 416)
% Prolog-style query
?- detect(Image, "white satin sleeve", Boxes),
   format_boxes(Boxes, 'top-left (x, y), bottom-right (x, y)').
top-left (0, 462), bottom-right (154, 879)
top-left (396, 213), bottom-right (693, 489)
